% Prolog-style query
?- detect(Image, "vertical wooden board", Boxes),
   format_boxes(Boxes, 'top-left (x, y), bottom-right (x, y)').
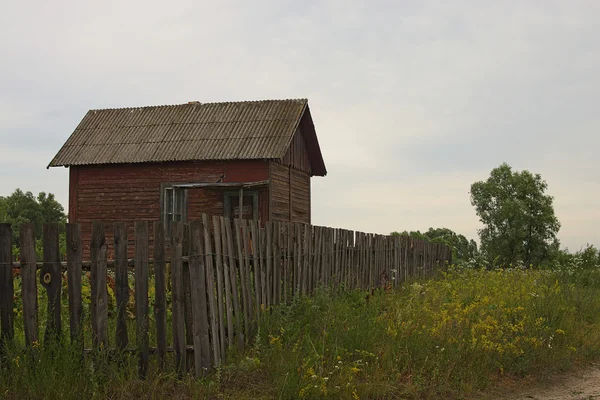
top-left (274, 221), bottom-right (282, 305)
top-left (189, 220), bottom-right (211, 376)
top-left (393, 236), bottom-right (400, 286)
top-left (259, 226), bottom-right (267, 307)
top-left (171, 222), bottom-right (186, 377)
top-left (66, 224), bottom-right (83, 349)
top-left (19, 223), bottom-right (38, 347)
top-left (283, 221), bottom-right (294, 304)
top-left (114, 222), bottom-right (129, 352)
top-left (202, 214), bottom-right (220, 367)
top-left (41, 223), bottom-right (61, 344)
top-left (302, 224), bottom-right (310, 295)
top-left (153, 221), bottom-right (167, 370)
top-left (91, 222), bottom-right (108, 349)
top-left (219, 217), bottom-right (234, 352)
top-left (135, 221), bottom-right (149, 379)
top-left (249, 220), bottom-right (261, 315)
top-left (234, 219), bottom-right (250, 343)
top-left (212, 215), bottom-right (227, 360)
top-left (313, 226), bottom-right (321, 291)
top-left (341, 230), bottom-right (348, 287)
top-left (224, 217), bottom-right (244, 352)
top-left (294, 223), bottom-right (301, 296)
top-left (182, 224), bottom-right (194, 373)
top-left (348, 231), bottom-right (355, 289)
top-left (265, 222), bottom-right (273, 307)
top-left (239, 220), bottom-right (253, 324)
top-left (0, 223), bottom-right (14, 352)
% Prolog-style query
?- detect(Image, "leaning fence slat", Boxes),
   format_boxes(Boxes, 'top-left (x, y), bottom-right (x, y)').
top-left (224, 217), bottom-right (244, 352)
top-left (114, 222), bottom-right (129, 352)
top-left (182, 224), bottom-right (194, 373)
top-left (189, 220), bottom-right (211, 376)
top-left (91, 222), bottom-right (108, 349)
top-left (249, 220), bottom-right (261, 314)
top-left (212, 216), bottom-right (227, 358)
top-left (135, 221), bottom-right (149, 379)
top-left (66, 223), bottom-right (83, 349)
top-left (234, 219), bottom-right (250, 342)
top-left (284, 222), bottom-right (292, 304)
top-left (0, 224), bottom-right (14, 352)
top-left (202, 214), bottom-right (220, 367)
top-left (265, 222), bottom-right (273, 307)
top-left (41, 223), bottom-right (61, 344)
top-left (273, 221), bottom-right (281, 304)
top-left (19, 223), bottom-right (37, 347)
top-left (153, 221), bottom-right (167, 370)
top-left (171, 222), bottom-right (186, 377)
top-left (219, 217), bottom-right (235, 352)
top-left (240, 220), bottom-right (254, 325)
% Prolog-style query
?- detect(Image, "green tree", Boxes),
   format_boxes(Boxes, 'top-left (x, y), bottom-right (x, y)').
top-left (391, 227), bottom-right (479, 266)
top-left (0, 189), bottom-right (67, 254)
top-left (470, 163), bottom-right (560, 268)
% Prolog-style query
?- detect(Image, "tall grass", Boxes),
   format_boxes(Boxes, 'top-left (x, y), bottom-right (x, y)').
top-left (2, 265), bottom-right (600, 399)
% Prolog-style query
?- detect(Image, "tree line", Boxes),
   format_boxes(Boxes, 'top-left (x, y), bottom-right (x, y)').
top-left (394, 163), bottom-right (598, 269)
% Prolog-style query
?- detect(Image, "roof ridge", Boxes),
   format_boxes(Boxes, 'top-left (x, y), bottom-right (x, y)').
top-left (89, 98), bottom-right (308, 112)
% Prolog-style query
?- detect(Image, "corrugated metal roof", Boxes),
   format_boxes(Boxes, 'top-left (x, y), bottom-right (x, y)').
top-left (49, 99), bottom-right (311, 168)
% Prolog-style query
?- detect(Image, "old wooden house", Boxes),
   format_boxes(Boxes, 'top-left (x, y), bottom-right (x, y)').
top-left (49, 99), bottom-right (326, 255)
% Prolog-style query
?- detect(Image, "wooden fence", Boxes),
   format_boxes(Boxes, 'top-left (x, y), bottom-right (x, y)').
top-left (0, 215), bottom-right (451, 378)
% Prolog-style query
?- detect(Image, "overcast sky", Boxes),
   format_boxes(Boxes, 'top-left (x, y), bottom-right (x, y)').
top-left (1, 1), bottom-right (599, 251)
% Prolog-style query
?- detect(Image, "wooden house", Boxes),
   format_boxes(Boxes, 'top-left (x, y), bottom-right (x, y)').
top-left (49, 99), bottom-right (326, 255)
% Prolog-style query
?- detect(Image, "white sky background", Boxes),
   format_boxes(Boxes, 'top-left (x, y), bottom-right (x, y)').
top-left (1, 0), bottom-right (599, 251)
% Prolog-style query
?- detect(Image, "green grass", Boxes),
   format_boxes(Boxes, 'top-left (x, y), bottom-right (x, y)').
top-left (2, 265), bottom-right (600, 399)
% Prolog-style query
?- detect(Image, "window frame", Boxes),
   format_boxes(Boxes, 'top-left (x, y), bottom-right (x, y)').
top-left (223, 190), bottom-right (259, 220)
top-left (160, 183), bottom-right (188, 239)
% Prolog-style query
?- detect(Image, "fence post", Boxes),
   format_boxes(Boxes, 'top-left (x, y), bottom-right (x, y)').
top-left (66, 223), bottom-right (83, 352)
top-left (135, 221), bottom-right (149, 379)
top-left (19, 224), bottom-right (37, 347)
top-left (153, 221), bottom-right (167, 370)
top-left (41, 223), bottom-right (61, 344)
top-left (0, 223), bottom-right (14, 356)
top-left (114, 222), bottom-right (129, 352)
top-left (90, 222), bottom-right (108, 349)
top-left (202, 214), bottom-right (220, 367)
top-left (189, 220), bottom-right (211, 376)
top-left (171, 221), bottom-right (186, 377)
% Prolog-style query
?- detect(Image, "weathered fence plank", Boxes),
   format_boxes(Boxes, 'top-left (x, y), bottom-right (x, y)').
top-left (153, 221), bottom-right (167, 370)
top-left (219, 217), bottom-right (235, 351)
top-left (41, 223), bottom-right (61, 344)
top-left (91, 222), bottom-right (108, 349)
top-left (135, 221), bottom-right (149, 379)
top-left (114, 222), bottom-right (129, 352)
top-left (189, 220), bottom-right (211, 376)
top-left (224, 217), bottom-right (244, 352)
top-left (19, 223), bottom-right (37, 347)
top-left (0, 224), bottom-right (14, 353)
top-left (212, 216), bottom-right (228, 356)
top-left (202, 214), bottom-right (220, 366)
top-left (182, 224), bottom-right (194, 373)
top-left (234, 219), bottom-right (250, 342)
top-left (66, 223), bottom-right (83, 349)
top-left (171, 222), bottom-right (186, 377)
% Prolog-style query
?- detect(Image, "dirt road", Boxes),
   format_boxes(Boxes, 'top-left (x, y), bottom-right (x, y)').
top-left (492, 363), bottom-right (600, 400)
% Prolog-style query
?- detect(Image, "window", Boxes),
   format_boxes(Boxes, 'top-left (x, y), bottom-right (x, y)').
top-left (224, 191), bottom-right (258, 220)
top-left (162, 185), bottom-right (187, 238)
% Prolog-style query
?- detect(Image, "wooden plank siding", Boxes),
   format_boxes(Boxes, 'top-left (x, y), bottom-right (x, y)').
top-left (281, 127), bottom-right (312, 175)
top-left (70, 160), bottom-right (270, 259)
top-left (290, 168), bottom-right (311, 224)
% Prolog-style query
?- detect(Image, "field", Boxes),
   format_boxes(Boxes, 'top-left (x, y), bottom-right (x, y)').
top-left (2, 263), bottom-right (600, 399)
